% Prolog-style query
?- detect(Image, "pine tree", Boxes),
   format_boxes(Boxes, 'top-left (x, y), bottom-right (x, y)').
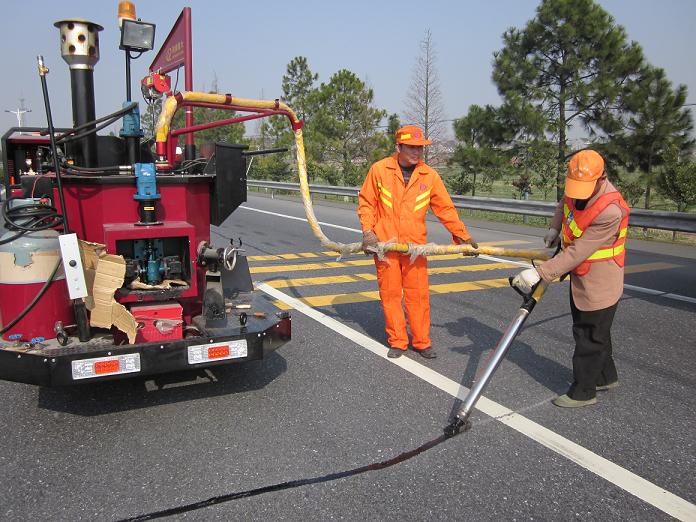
top-left (492, 0), bottom-right (644, 200)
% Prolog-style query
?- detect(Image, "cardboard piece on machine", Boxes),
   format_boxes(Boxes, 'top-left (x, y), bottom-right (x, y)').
top-left (80, 240), bottom-right (137, 344)
top-left (128, 278), bottom-right (188, 290)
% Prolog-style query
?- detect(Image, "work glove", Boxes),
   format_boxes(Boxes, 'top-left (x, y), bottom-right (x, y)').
top-left (454, 235), bottom-right (479, 255)
top-left (543, 228), bottom-right (560, 248)
top-left (512, 268), bottom-right (541, 294)
top-left (362, 230), bottom-right (379, 255)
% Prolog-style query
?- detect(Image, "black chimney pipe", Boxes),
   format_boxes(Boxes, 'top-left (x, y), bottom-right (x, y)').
top-left (69, 69), bottom-right (98, 167)
top-left (54, 19), bottom-right (103, 168)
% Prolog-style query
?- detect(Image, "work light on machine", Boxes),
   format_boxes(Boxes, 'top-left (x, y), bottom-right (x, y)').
top-left (120, 18), bottom-right (156, 52)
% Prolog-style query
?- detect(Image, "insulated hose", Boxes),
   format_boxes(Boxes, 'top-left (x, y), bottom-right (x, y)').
top-left (155, 93), bottom-right (551, 262)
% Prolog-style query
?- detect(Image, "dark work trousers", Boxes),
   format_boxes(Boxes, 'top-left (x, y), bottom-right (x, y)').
top-left (568, 291), bottom-right (619, 400)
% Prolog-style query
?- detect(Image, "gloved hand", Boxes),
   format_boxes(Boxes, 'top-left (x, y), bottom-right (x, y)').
top-left (362, 230), bottom-right (379, 255)
top-left (454, 236), bottom-right (479, 250)
top-left (512, 268), bottom-right (541, 294)
top-left (544, 228), bottom-right (560, 248)
top-left (452, 236), bottom-right (478, 257)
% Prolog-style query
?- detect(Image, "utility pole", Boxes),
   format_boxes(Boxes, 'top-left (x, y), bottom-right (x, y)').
top-left (4, 98), bottom-right (32, 128)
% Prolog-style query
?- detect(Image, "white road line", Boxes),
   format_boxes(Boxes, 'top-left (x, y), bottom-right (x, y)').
top-left (239, 205), bottom-right (360, 233)
top-left (241, 205), bottom-right (696, 305)
top-left (256, 282), bottom-right (696, 521)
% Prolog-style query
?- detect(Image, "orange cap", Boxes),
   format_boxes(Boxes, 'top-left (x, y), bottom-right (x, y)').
top-left (396, 125), bottom-right (432, 146)
top-left (565, 150), bottom-right (605, 199)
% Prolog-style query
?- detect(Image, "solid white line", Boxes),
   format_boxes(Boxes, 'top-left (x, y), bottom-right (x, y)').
top-left (239, 205), bottom-right (361, 233)
top-left (256, 281), bottom-right (696, 521)
top-left (242, 204), bottom-right (696, 306)
top-left (623, 284), bottom-right (696, 305)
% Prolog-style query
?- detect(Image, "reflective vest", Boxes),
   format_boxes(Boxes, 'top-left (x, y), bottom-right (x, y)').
top-left (561, 191), bottom-right (630, 276)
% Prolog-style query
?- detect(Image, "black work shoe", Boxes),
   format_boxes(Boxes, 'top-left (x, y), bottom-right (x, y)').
top-left (416, 348), bottom-right (437, 359)
top-left (388, 348), bottom-right (405, 358)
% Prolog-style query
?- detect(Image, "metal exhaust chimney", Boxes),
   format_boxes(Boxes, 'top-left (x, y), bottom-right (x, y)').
top-left (54, 19), bottom-right (103, 167)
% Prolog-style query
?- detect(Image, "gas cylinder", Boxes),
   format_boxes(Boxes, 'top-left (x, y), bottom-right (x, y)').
top-left (0, 199), bottom-right (74, 341)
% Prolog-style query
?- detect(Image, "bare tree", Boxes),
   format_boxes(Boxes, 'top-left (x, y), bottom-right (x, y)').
top-left (403, 29), bottom-right (447, 164)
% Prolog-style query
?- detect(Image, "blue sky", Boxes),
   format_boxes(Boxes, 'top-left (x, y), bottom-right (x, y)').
top-left (1, 0), bottom-right (694, 138)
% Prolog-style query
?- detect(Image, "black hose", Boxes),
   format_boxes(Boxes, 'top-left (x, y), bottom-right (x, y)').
top-left (55, 102), bottom-right (138, 143)
top-left (0, 257), bottom-right (63, 336)
top-left (1, 198), bottom-right (63, 235)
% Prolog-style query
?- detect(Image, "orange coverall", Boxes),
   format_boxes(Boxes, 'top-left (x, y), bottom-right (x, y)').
top-left (358, 154), bottom-right (471, 350)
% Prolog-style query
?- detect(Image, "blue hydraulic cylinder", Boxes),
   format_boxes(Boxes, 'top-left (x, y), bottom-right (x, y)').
top-left (120, 101), bottom-right (144, 138)
top-left (133, 163), bottom-right (160, 201)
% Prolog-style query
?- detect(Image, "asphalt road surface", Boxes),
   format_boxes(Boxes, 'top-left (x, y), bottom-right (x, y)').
top-left (2, 192), bottom-right (695, 521)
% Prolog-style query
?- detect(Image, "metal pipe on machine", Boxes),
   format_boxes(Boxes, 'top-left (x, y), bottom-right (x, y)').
top-left (54, 19), bottom-right (103, 168)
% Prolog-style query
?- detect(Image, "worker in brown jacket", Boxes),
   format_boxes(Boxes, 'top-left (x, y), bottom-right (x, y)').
top-left (358, 125), bottom-right (477, 359)
top-left (512, 150), bottom-right (629, 407)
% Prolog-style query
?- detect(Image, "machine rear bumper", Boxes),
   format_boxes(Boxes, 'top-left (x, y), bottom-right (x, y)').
top-left (0, 314), bottom-right (290, 386)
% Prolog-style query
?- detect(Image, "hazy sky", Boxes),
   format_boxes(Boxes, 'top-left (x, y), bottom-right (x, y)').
top-left (1, 0), bottom-right (694, 138)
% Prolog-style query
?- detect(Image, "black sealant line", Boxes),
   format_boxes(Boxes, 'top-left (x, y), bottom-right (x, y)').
top-left (120, 433), bottom-right (451, 521)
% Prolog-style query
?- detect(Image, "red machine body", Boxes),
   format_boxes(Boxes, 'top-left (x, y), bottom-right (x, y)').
top-left (0, 5), bottom-right (291, 386)
top-left (0, 279), bottom-right (73, 340)
top-left (131, 301), bottom-right (183, 343)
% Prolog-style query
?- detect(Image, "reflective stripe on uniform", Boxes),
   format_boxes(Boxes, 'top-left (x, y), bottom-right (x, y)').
top-left (587, 243), bottom-right (625, 261)
top-left (380, 196), bottom-right (393, 208)
top-left (378, 182), bottom-right (392, 198)
top-left (414, 198), bottom-right (430, 211)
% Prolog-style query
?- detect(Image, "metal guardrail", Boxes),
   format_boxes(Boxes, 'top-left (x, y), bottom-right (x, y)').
top-left (247, 180), bottom-right (696, 233)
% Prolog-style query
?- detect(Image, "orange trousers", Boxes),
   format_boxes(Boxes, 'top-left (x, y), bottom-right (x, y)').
top-left (374, 252), bottom-right (431, 350)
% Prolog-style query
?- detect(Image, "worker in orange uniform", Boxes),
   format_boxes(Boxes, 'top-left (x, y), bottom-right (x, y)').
top-left (358, 125), bottom-right (478, 359)
top-left (513, 150), bottom-right (629, 407)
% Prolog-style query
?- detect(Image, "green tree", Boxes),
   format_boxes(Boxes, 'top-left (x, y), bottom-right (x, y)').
top-left (524, 139), bottom-right (559, 200)
top-left (367, 114), bottom-right (400, 167)
top-left (308, 69), bottom-right (386, 186)
top-left (255, 57), bottom-right (320, 181)
top-left (608, 66), bottom-right (694, 209)
top-left (281, 56), bottom-right (318, 122)
top-left (492, 0), bottom-right (644, 200)
top-left (658, 146), bottom-right (696, 213)
top-left (170, 76), bottom-right (246, 153)
top-left (450, 104), bottom-right (511, 196)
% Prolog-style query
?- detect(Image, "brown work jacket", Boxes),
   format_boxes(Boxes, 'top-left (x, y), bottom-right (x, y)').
top-left (537, 180), bottom-right (627, 311)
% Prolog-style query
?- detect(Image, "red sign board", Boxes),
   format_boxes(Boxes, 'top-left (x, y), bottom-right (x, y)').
top-left (150, 8), bottom-right (190, 75)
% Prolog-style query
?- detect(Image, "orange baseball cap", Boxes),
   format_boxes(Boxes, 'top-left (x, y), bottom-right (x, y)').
top-left (396, 125), bottom-right (432, 146)
top-left (565, 150), bottom-right (605, 199)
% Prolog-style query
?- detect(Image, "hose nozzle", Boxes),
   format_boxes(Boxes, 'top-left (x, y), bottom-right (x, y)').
top-left (443, 415), bottom-right (471, 438)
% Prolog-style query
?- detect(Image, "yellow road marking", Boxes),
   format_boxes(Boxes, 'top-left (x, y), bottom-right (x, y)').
top-left (250, 255), bottom-right (522, 274)
top-left (265, 262), bottom-right (520, 288)
top-left (624, 262), bottom-right (678, 274)
top-left (268, 261), bottom-right (682, 310)
top-left (273, 277), bottom-right (512, 309)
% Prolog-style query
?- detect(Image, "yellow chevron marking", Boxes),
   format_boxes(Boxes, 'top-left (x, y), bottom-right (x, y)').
top-left (265, 262), bottom-right (519, 288)
top-left (278, 253), bottom-right (300, 259)
top-left (272, 277), bottom-right (512, 310)
top-left (624, 262), bottom-right (678, 274)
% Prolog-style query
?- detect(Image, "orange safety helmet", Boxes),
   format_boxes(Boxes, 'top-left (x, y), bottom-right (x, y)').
top-left (395, 125), bottom-right (432, 146)
top-left (566, 149), bottom-right (605, 199)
